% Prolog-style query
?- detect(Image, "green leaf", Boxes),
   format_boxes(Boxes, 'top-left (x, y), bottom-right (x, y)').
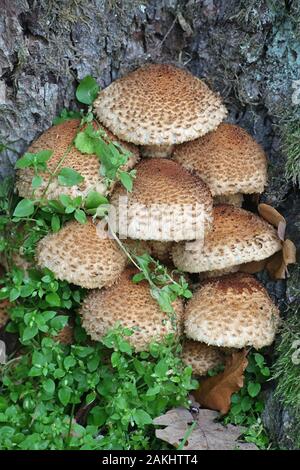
top-left (45, 292), bottom-right (61, 307)
top-left (15, 153), bottom-right (34, 169)
top-left (247, 382), bottom-right (261, 398)
top-left (22, 325), bottom-right (38, 342)
top-left (58, 387), bottom-right (71, 406)
top-left (13, 199), bottom-right (35, 218)
top-left (35, 150), bottom-right (53, 163)
top-left (76, 76), bottom-right (99, 105)
top-left (119, 171), bottom-right (134, 192)
top-left (84, 191), bottom-right (108, 210)
top-left (32, 175), bottom-right (43, 189)
top-left (57, 167), bottom-right (84, 187)
top-left (74, 208), bottom-right (87, 224)
top-left (43, 378), bottom-right (55, 395)
top-left (50, 315), bottom-right (68, 331)
top-left (132, 409), bottom-right (152, 427)
top-left (254, 353), bottom-right (265, 367)
top-left (132, 272), bottom-right (145, 283)
top-left (74, 129), bottom-right (96, 154)
top-left (51, 214), bottom-right (60, 232)
top-left (154, 359), bottom-right (169, 378)
top-left (9, 287), bottom-right (20, 302)
top-left (53, 109), bottom-right (82, 125)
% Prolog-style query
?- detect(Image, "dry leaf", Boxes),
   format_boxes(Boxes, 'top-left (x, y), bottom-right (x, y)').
top-left (266, 239), bottom-right (297, 280)
top-left (283, 239), bottom-right (297, 264)
top-left (277, 220), bottom-right (287, 241)
top-left (177, 12), bottom-right (193, 36)
top-left (194, 350), bottom-right (248, 415)
top-left (153, 407), bottom-right (257, 450)
top-left (258, 203), bottom-right (285, 228)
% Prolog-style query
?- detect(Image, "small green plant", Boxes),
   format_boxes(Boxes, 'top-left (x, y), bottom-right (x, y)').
top-left (0, 329), bottom-right (197, 450)
top-left (222, 351), bottom-right (271, 449)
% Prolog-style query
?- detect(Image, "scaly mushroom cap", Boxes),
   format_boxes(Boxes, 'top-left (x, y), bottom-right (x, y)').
top-left (36, 218), bottom-right (126, 289)
top-left (80, 268), bottom-right (183, 351)
top-left (185, 273), bottom-right (280, 349)
top-left (182, 340), bottom-right (224, 376)
top-left (172, 205), bottom-right (282, 272)
top-left (110, 159), bottom-right (213, 241)
top-left (0, 299), bottom-right (9, 328)
top-left (94, 64), bottom-right (227, 146)
top-left (54, 324), bottom-right (74, 345)
top-left (173, 123), bottom-right (267, 196)
top-left (16, 119), bottom-right (139, 200)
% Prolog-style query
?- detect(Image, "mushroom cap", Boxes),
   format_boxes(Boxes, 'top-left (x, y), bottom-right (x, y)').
top-left (182, 340), bottom-right (224, 376)
top-left (80, 268), bottom-right (183, 351)
top-left (185, 273), bottom-right (280, 349)
top-left (110, 159), bottom-right (213, 241)
top-left (36, 218), bottom-right (127, 289)
top-left (16, 119), bottom-right (139, 200)
top-left (173, 123), bottom-right (267, 196)
top-left (94, 64), bottom-right (227, 146)
top-left (172, 204), bottom-right (282, 272)
top-left (54, 324), bottom-right (74, 345)
top-left (0, 299), bottom-right (9, 328)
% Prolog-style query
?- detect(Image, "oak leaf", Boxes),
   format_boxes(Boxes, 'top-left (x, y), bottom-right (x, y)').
top-left (194, 350), bottom-right (248, 415)
top-left (153, 407), bottom-right (257, 450)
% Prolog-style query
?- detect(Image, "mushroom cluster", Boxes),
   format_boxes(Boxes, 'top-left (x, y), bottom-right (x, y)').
top-left (17, 63), bottom-right (284, 370)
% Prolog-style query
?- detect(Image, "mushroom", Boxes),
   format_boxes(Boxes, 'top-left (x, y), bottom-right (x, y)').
top-left (182, 340), bottom-right (225, 376)
top-left (16, 119), bottom-right (139, 200)
top-left (54, 323), bottom-right (74, 345)
top-left (94, 63), bottom-right (227, 158)
top-left (172, 204), bottom-right (282, 273)
top-left (36, 218), bottom-right (127, 289)
top-left (184, 273), bottom-right (280, 349)
top-left (110, 159), bottom-right (213, 242)
top-left (0, 299), bottom-right (9, 328)
top-left (213, 193), bottom-right (244, 208)
top-left (173, 123), bottom-right (267, 206)
top-left (80, 267), bottom-right (183, 352)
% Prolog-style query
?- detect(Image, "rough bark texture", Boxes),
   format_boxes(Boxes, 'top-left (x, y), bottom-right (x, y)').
top-left (0, 0), bottom-right (299, 448)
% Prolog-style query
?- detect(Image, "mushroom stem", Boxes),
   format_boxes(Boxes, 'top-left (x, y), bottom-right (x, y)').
top-left (213, 193), bottom-right (244, 207)
top-left (141, 144), bottom-right (174, 158)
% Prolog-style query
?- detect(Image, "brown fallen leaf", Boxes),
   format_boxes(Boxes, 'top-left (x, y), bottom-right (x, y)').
top-left (153, 407), bottom-right (257, 450)
top-left (194, 350), bottom-right (248, 415)
top-left (283, 239), bottom-right (297, 264)
top-left (258, 203), bottom-right (285, 228)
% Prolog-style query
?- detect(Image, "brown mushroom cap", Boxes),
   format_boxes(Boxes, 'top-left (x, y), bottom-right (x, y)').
top-left (16, 119), bottom-right (139, 200)
top-left (110, 159), bottom-right (213, 242)
top-left (36, 218), bottom-right (126, 289)
top-left (185, 273), bottom-right (280, 349)
top-left (182, 340), bottom-right (225, 376)
top-left (0, 299), bottom-right (9, 328)
top-left (173, 123), bottom-right (267, 196)
top-left (172, 204), bottom-right (282, 272)
top-left (80, 268), bottom-right (183, 351)
top-left (94, 64), bottom-right (227, 146)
